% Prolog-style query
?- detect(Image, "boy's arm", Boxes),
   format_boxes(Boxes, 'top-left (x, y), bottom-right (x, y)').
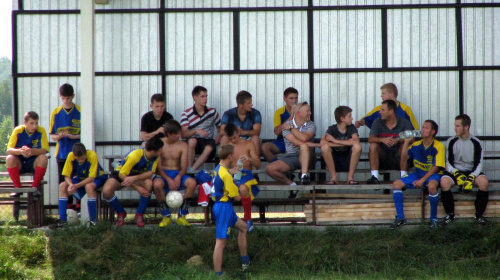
top-left (322, 133), bottom-right (360, 147)
top-left (140, 128), bottom-right (163, 142)
top-left (413, 166), bottom-right (440, 188)
top-left (247, 142), bottom-right (261, 169)
top-left (241, 123), bottom-right (261, 137)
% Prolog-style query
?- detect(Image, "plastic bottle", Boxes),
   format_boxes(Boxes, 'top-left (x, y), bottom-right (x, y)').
top-left (234, 159), bottom-right (244, 181)
top-left (292, 101), bottom-right (297, 106)
top-left (398, 130), bottom-right (422, 140)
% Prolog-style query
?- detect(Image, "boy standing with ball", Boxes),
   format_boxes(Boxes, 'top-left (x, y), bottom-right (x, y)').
top-left (212, 145), bottom-right (250, 277)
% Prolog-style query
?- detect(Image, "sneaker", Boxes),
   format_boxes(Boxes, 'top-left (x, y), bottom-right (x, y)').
top-left (390, 216), bottom-right (406, 229)
top-left (242, 261), bottom-right (251, 271)
top-left (88, 221), bottom-right (97, 227)
top-left (246, 220), bottom-right (254, 233)
top-left (49, 219), bottom-right (68, 229)
top-left (430, 219), bottom-right (438, 229)
top-left (116, 213), bottom-right (127, 227)
top-left (366, 175), bottom-right (380, 184)
top-left (300, 175), bottom-right (311, 185)
top-left (135, 214), bottom-right (145, 227)
top-left (475, 215), bottom-right (491, 226)
top-left (9, 192), bottom-right (21, 198)
top-left (438, 214), bottom-right (455, 227)
top-left (288, 190), bottom-right (299, 199)
top-left (159, 216), bottom-right (172, 227)
top-left (176, 216), bottom-right (192, 226)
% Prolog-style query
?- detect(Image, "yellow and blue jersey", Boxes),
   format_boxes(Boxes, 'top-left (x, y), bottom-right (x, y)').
top-left (407, 139), bottom-right (445, 178)
top-left (50, 105), bottom-right (81, 159)
top-left (212, 164), bottom-right (239, 202)
top-left (7, 125), bottom-right (49, 159)
top-left (62, 150), bottom-right (106, 181)
top-left (363, 102), bottom-right (419, 130)
top-left (116, 148), bottom-right (159, 176)
top-left (273, 106), bottom-right (291, 140)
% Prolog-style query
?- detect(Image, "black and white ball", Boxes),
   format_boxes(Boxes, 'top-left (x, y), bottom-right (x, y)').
top-left (166, 191), bottom-right (184, 208)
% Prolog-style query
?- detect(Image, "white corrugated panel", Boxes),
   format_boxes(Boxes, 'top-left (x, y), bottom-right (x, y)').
top-left (240, 11), bottom-right (308, 70)
top-left (166, 0), bottom-right (307, 8)
top-left (95, 13), bottom-right (160, 72)
top-left (314, 0), bottom-right (455, 5)
top-left (97, 0), bottom-right (160, 9)
top-left (388, 8), bottom-right (457, 67)
top-left (314, 71), bottom-right (458, 138)
top-left (21, 0), bottom-right (79, 10)
top-left (463, 71), bottom-right (500, 137)
top-left (463, 8), bottom-right (500, 66)
top-left (17, 14), bottom-right (80, 73)
top-left (94, 76), bottom-right (161, 142)
top-left (463, 0), bottom-right (500, 3)
top-left (166, 74), bottom-right (309, 139)
top-left (314, 10), bottom-right (382, 69)
top-left (165, 12), bottom-right (233, 71)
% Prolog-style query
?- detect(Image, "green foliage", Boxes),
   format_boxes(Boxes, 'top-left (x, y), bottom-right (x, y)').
top-left (0, 57), bottom-right (12, 118)
top-left (41, 222), bottom-right (500, 279)
top-left (0, 225), bottom-right (52, 279)
top-left (0, 115), bottom-right (12, 173)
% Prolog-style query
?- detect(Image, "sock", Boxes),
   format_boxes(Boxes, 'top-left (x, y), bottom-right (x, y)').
top-left (107, 195), bottom-right (125, 214)
top-left (241, 196), bottom-right (252, 221)
top-left (58, 197), bottom-right (68, 221)
top-left (137, 196), bottom-right (151, 215)
top-left (440, 190), bottom-right (455, 215)
top-left (475, 190), bottom-right (489, 217)
top-left (301, 174), bottom-right (307, 178)
top-left (393, 190), bottom-right (405, 219)
top-left (215, 271), bottom-right (223, 276)
top-left (269, 158), bottom-right (278, 163)
top-left (178, 198), bottom-right (189, 217)
top-left (429, 193), bottom-right (439, 220)
top-left (400, 170), bottom-right (408, 177)
top-left (290, 182), bottom-right (297, 186)
top-left (159, 202), bottom-right (171, 217)
top-left (32, 166), bottom-right (47, 188)
top-left (7, 167), bottom-right (22, 188)
top-left (371, 170), bottom-right (379, 179)
top-left (88, 198), bottom-right (97, 222)
top-left (241, 255), bottom-right (250, 265)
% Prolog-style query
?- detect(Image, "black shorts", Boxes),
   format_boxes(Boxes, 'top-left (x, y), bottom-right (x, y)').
top-left (109, 171), bottom-right (123, 184)
top-left (192, 138), bottom-right (217, 158)
top-left (442, 170), bottom-right (486, 184)
top-left (379, 149), bottom-right (401, 170)
top-left (332, 150), bottom-right (351, 172)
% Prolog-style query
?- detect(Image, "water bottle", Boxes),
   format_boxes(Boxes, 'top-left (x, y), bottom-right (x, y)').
top-left (234, 159), bottom-right (244, 181)
top-left (398, 130), bottom-right (422, 140)
top-left (292, 101), bottom-right (297, 106)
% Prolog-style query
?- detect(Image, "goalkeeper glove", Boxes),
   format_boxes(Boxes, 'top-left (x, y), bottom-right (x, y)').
top-left (453, 170), bottom-right (467, 186)
top-left (462, 174), bottom-right (475, 193)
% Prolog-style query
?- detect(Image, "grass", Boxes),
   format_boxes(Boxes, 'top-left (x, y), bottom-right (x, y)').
top-left (1, 222), bottom-right (500, 279)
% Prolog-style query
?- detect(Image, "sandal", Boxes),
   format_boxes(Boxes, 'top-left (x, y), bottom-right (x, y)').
top-left (348, 180), bottom-right (359, 185)
top-left (325, 179), bottom-right (337, 185)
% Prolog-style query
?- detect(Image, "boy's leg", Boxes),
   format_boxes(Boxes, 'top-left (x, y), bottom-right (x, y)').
top-left (32, 154), bottom-right (48, 189)
top-left (249, 135), bottom-right (261, 159)
top-left (321, 144), bottom-right (338, 183)
top-left (192, 139), bottom-right (215, 171)
top-left (213, 239), bottom-right (227, 273)
top-left (58, 181), bottom-right (70, 221)
top-left (177, 176), bottom-right (197, 226)
top-left (85, 182), bottom-right (98, 223)
top-left (392, 178), bottom-right (408, 220)
top-left (6, 155), bottom-right (22, 188)
top-left (234, 218), bottom-right (249, 269)
top-left (154, 176), bottom-right (172, 227)
top-left (261, 142), bottom-right (281, 162)
top-left (427, 179), bottom-right (439, 221)
top-left (135, 179), bottom-right (153, 227)
top-left (348, 143), bottom-right (362, 182)
top-left (103, 177), bottom-right (127, 226)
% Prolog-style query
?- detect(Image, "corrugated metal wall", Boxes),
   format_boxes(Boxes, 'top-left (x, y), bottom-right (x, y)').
top-left (12, 1), bottom-right (500, 212)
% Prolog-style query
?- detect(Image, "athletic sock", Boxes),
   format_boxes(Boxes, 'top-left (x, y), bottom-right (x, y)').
top-left (290, 182), bottom-right (297, 186)
top-left (179, 198), bottom-right (190, 217)
top-left (32, 166), bottom-right (47, 188)
top-left (58, 197), bottom-right (68, 221)
top-left (241, 196), bottom-right (252, 221)
top-left (440, 190), bottom-right (455, 215)
top-left (88, 198), bottom-right (97, 222)
top-left (475, 190), bottom-right (489, 217)
top-left (7, 167), bottom-right (22, 188)
top-left (400, 170), bottom-right (408, 177)
top-left (107, 195), bottom-right (125, 214)
top-left (393, 190), bottom-right (405, 219)
top-left (241, 255), bottom-right (250, 265)
top-left (429, 193), bottom-right (439, 220)
top-left (137, 196), bottom-right (151, 215)
top-left (215, 271), bottom-right (223, 276)
top-left (159, 202), bottom-right (171, 217)
top-left (371, 170), bottom-right (379, 179)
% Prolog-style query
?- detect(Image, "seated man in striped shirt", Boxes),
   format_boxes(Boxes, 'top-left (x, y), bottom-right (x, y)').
top-left (180, 86), bottom-right (221, 172)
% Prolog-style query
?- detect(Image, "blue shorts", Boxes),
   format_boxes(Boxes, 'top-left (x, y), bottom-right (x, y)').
top-left (153, 170), bottom-right (191, 193)
top-left (234, 169), bottom-right (260, 199)
top-left (71, 176), bottom-right (106, 200)
top-left (272, 138), bottom-right (286, 153)
top-left (19, 156), bottom-right (37, 173)
top-left (213, 202), bottom-right (239, 239)
top-left (400, 173), bottom-right (441, 189)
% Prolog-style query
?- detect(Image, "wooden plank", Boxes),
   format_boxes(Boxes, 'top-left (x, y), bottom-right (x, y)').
top-left (302, 193), bottom-right (393, 199)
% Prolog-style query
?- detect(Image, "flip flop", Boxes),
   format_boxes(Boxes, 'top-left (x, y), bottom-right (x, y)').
top-left (348, 180), bottom-right (359, 185)
top-left (325, 179), bottom-right (337, 185)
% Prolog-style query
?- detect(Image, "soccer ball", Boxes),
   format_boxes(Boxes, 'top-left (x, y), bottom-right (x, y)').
top-left (67, 209), bottom-right (79, 225)
top-left (166, 191), bottom-right (184, 208)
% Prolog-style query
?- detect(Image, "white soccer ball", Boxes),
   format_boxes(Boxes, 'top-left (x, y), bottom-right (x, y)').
top-left (166, 191), bottom-right (184, 208)
top-left (67, 209), bottom-right (79, 225)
